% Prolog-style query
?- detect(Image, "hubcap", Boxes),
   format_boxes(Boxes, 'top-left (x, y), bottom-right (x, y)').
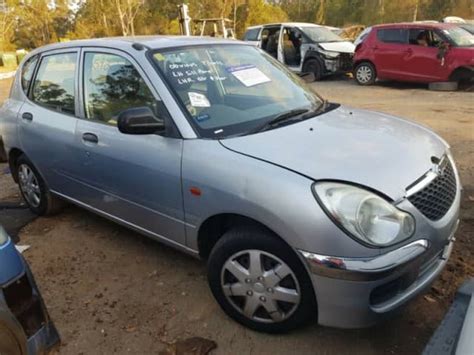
top-left (221, 250), bottom-right (301, 323)
top-left (18, 164), bottom-right (41, 207)
top-left (356, 65), bottom-right (373, 83)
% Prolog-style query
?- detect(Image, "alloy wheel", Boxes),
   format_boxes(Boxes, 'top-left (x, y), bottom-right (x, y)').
top-left (356, 65), bottom-right (373, 84)
top-left (221, 249), bottom-right (301, 323)
top-left (18, 164), bottom-right (41, 208)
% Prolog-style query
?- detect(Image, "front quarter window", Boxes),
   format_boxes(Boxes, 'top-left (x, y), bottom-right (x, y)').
top-left (151, 44), bottom-right (322, 138)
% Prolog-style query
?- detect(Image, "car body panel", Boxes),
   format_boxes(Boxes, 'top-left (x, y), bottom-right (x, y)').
top-left (0, 239), bottom-right (24, 285)
top-left (0, 230), bottom-right (60, 354)
top-left (220, 106), bottom-right (446, 201)
top-left (354, 23), bottom-right (474, 83)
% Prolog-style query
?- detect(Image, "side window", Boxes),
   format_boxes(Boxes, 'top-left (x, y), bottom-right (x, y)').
top-left (21, 55), bottom-right (39, 94)
top-left (244, 28), bottom-right (260, 41)
top-left (409, 29), bottom-right (443, 47)
top-left (377, 29), bottom-right (408, 44)
top-left (31, 53), bottom-right (77, 115)
top-left (83, 52), bottom-right (158, 125)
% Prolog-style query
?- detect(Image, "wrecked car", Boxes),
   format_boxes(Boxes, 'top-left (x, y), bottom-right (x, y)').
top-left (0, 37), bottom-right (461, 332)
top-left (0, 226), bottom-right (60, 354)
top-left (243, 22), bottom-right (355, 80)
top-left (353, 23), bottom-right (474, 86)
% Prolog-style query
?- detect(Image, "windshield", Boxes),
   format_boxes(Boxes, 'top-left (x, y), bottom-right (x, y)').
top-left (152, 44), bottom-right (323, 138)
top-left (441, 27), bottom-right (474, 47)
top-left (300, 26), bottom-right (344, 43)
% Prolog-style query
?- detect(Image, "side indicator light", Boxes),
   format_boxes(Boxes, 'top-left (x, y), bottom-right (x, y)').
top-left (190, 187), bottom-right (202, 196)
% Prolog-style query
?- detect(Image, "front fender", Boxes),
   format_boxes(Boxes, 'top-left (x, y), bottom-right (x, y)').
top-left (182, 139), bottom-right (380, 258)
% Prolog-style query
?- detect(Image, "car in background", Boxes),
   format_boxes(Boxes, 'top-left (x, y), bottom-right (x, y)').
top-left (243, 22), bottom-right (355, 80)
top-left (353, 23), bottom-right (474, 86)
top-left (0, 226), bottom-right (60, 354)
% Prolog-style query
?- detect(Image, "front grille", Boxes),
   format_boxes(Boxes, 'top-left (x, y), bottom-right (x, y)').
top-left (339, 53), bottom-right (353, 71)
top-left (408, 159), bottom-right (456, 221)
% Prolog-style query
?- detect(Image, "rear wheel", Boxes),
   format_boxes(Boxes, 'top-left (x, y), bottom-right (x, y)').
top-left (354, 62), bottom-right (376, 85)
top-left (207, 227), bottom-right (316, 333)
top-left (16, 155), bottom-right (64, 215)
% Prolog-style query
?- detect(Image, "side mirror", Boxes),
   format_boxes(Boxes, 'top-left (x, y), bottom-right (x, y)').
top-left (117, 107), bottom-right (165, 135)
top-left (437, 42), bottom-right (450, 60)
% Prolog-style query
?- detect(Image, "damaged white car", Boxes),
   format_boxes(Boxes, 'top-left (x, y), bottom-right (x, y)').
top-left (243, 22), bottom-right (355, 80)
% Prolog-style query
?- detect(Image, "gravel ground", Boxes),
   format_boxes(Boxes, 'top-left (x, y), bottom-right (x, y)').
top-left (0, 76), bottom-right (473, 354)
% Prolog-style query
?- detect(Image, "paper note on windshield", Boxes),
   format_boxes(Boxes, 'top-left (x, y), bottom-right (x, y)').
top-left (188, 92), bottom-right (211, 107)
top-left (227, 64), bottom-right (271, 87)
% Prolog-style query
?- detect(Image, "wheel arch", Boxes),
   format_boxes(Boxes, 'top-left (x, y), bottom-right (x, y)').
top-left (197, 213), bottom-right (292, 260)
top-left (302, 52), bottom-right (324, 71)
top-left (449, 66), bottom-right (474, 83)
top-left (8, 148), bottom-right (24, 183)
top-left (354, 59), bottom-right (377, 72)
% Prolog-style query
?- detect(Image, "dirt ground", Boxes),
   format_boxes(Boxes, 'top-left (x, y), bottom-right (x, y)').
top-left (0, 77), bottom-right (473, 355)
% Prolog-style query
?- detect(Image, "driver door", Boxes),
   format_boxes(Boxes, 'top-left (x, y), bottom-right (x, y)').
top-left (72, 48), bottom-right (185, 245)
top-left (400, 28), bottom-right (450, 81)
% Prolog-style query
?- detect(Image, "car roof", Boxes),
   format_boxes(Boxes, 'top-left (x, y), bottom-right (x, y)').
top-left (372, 22), bottom-right (457, 30)
top-left (246, 22), bottom-right (324, 30)
top-left (28, 35), bottom-right (244, 55)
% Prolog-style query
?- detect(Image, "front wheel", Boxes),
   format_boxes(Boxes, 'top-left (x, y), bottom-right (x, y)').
top-left (207, 227), bottom-right (317, 333)
top-left (354, 62), bottom-right (376, 85)
top-left (302, 59), bottom-right (323, 81)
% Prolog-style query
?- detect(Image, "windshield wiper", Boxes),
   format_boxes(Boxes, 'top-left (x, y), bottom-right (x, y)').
top-left (249, 108), bottom-right (309, 134)
top-left (301, 99), bottom-right (329, 119)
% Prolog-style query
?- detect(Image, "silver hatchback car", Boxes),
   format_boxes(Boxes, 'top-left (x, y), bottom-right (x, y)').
top-left (0, 36), bottom-right (461, 333)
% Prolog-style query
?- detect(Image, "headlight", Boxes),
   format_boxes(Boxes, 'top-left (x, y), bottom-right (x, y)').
top-left (0, 226), bottom-right (9, 246)
top-left (313, 182), bottom-right (415, 247)
top-left (318, 50), bottom-right (339, 59)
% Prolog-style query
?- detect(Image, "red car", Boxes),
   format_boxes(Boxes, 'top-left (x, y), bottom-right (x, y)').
top-left (353, 23), bottom-right (474, 86)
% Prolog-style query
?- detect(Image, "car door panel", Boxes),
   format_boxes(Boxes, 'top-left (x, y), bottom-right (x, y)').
top-left (73, 120), bottom-right (185, 244)
top-left (18, 50), bottom-right (80, 194)
top-left (70, 49), bottom-right (186, 245)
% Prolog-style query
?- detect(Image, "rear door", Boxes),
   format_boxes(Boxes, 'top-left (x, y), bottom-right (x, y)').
top-left (18, 49), bottom-right (80, 194)
top-left (71, 48), bottom-right (185, 245)
top-left (373, 27), bottom-right (410, 79)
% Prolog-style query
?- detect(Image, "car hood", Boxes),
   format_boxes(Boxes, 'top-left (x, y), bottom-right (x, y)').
top-left (220, 106), bottom-right (447, 200)
top-left (318, 41), bottom-right (355, 53)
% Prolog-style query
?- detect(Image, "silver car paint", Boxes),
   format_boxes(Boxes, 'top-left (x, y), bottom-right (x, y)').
top-left (0, 37), bottom-right (461, 328)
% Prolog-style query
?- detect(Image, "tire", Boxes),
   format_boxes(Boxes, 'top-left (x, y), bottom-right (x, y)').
top-left (354, 62), bottom-right (376, 85)
top-left (207, 227), bottom-right (317, 333)
top-left (428, 81), bottom-right (458, 91)
top-left (15, 155), bottom-right (65, 215)
top-left (0, 138), bottom-right (6, 163)
top-left (302, 58), bottom-right (323, 81)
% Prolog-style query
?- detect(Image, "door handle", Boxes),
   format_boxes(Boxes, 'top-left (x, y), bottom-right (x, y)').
top-left (82, 132), bottom-right (99, 144)
top-left (406, 48), bottom-right (413, 54)
top-left (21, 112), bottom-right (33, 121)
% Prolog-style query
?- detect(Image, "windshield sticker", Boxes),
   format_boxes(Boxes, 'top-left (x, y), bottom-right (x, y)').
top-left (226, 64), bottom-right (271, 87)
top-left (154, 53), bottom-right (165, 61)
top-left (188, 92), bottom-right (211, 107)
top-left (196, 113), bottom-right (210, 122)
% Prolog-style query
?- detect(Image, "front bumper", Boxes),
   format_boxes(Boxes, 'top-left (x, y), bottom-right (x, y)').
top-left (299, 221), bottom-right (458, 328)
